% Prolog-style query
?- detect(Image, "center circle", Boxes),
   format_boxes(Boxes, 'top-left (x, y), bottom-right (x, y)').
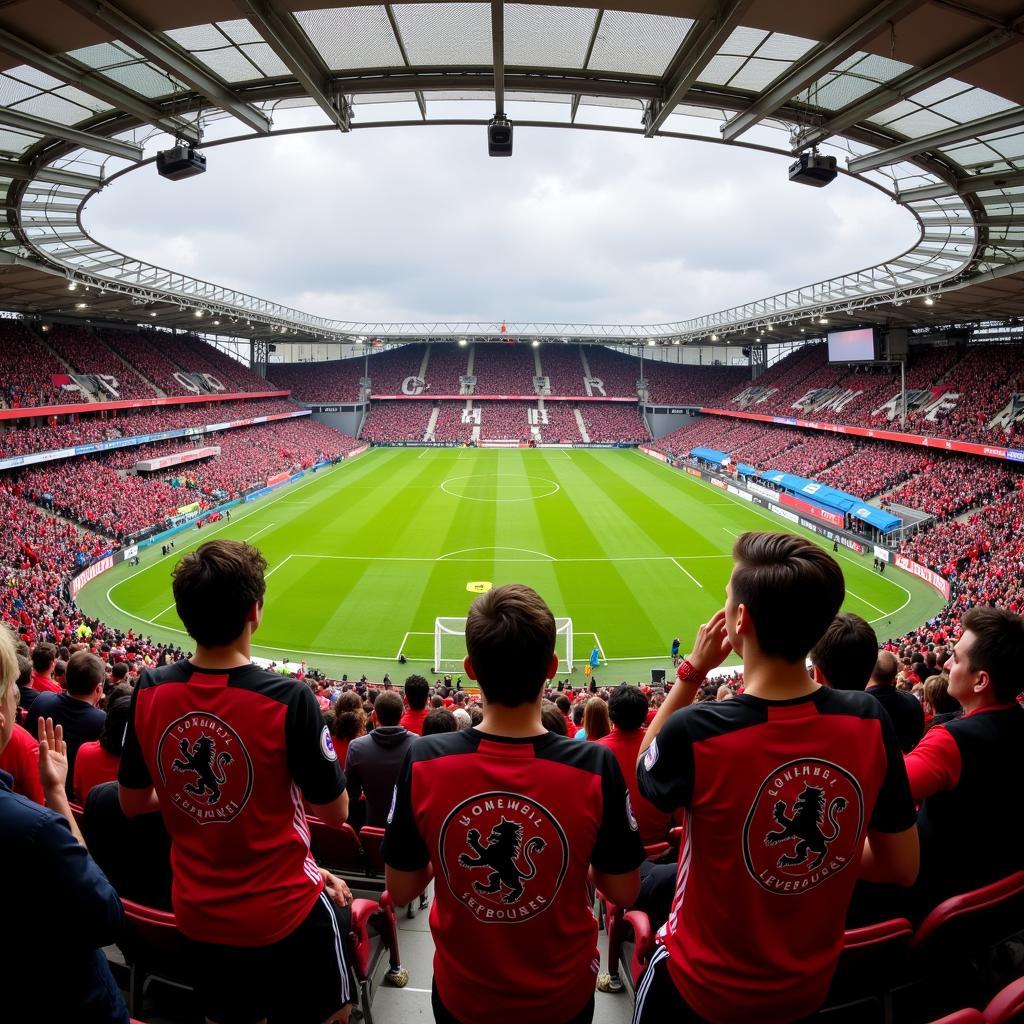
top-left (440, 474), bottom-right (560, 503)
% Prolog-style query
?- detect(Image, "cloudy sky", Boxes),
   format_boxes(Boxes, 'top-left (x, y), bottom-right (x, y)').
top-left (84, 104), bottom-right (917, 327)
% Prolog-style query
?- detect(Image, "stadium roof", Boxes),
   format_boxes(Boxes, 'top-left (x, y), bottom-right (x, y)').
top-left (1, 0), bottom-right (1023, 346)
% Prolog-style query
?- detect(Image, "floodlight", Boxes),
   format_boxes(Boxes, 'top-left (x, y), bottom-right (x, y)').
top-left (157, 145), bottom-right (206, 181)
top-left (487, 116), bottom-right (513, 157)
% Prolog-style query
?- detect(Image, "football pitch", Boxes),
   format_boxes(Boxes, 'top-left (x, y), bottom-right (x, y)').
top-left (78, 448), bottom-right (946, 682)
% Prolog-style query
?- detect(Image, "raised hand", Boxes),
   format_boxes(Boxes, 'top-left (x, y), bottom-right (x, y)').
top-left (37, 716), bottom-right (69, 795)
top-left (688, 609), bottom-right (733, 676)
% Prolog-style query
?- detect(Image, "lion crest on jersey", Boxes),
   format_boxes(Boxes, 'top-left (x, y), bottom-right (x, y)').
top-left (458, 818), bottom-right (547, 904)
top-left (157, 713), bottom-right (253, 825)
top-left (172, 735), bottom-right (233, 805)
top-left (440, 792), bottom-right (569, 923)
top-left (743, 758), bottom-right (864, 895)
top-left (764, 785), bottom-right (848, 870)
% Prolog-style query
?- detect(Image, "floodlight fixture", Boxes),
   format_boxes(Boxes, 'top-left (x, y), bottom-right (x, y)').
top-left (68, 281), bottom-right (77, 291)
top-left (710, 333), bottom-right (719, 341)
top-left (487, 115), bottom-right (513, 157)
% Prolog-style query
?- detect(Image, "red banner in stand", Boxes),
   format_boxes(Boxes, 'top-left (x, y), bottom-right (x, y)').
top-left (0, 390), bottom-right (290, 423)
top-left (369, 393), bottom-right (636, 402)
top-left (780, 493), bottom-right (845, 527)
top-left (698, 407), bottom-right (1021, 463)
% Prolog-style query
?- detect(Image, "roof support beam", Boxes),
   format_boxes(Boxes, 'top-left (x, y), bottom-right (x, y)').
top-left (0, 26), bottom-right (199, 144)
top-left (491, 1), bottom-right (505, 114)
top-left (0, 106), bottom-right (143, 160)
top-left (796, 28), bottom-right (1017, 150)
top-left (0, 158), bottom-right (102, 189)
top-left (899, 168), bottom-right (1024, 201)
top-left (65, 0), bottom-right (271, 134)
top-left (235, 0), bottom-right (350, 131)
top-left (643, 0), bottom-right (753, 138)
top-left (720, 0), bottom-right (923, 142)
top-left (847, 105), bottom-right (1024, 173)
top-left (570, 9), bottom-right (603, 123)
top-left (383, 5), bottom-right (427, 121)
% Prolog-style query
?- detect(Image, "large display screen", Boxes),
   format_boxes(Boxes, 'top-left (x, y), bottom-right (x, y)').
top-left (827, 327), bottom-right (877, 363)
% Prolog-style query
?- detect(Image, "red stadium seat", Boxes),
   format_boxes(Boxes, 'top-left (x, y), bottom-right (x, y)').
top-left (348, 891), bottom-right (407, 1023)
top-left (980, 975), bottom-right (1024, 1023)
top-left (308, 816), bottom-right (366, 876)
top-left (359, 825), bottom-right (386, 876)
top-left (911, 873), bottom-right (1024, 958)
top-left (119, 899), bottom-right (191, 1018)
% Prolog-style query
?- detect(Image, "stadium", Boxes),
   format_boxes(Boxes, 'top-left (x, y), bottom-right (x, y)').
top-left (2, 1), bottom-right (1024, 1022)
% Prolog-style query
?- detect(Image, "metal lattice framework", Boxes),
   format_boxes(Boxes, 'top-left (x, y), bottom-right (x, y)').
top-left (1, 0), bottom-right (1023, 346)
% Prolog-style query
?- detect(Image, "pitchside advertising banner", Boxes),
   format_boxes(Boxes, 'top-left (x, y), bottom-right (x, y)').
top-left (780, 493), bottom-right (845, 528)
top-left (894, 555), bottom-right (951, 600)
top-left (0, 390), bottom-right (289, 423)
top-left (0, 410), bottom-right (310, 472)
top-left (699, 407), bottom-right (1024, 464)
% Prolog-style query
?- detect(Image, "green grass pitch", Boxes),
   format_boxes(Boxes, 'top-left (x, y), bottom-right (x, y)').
top-left (78, 448), bottom-right (946, 682)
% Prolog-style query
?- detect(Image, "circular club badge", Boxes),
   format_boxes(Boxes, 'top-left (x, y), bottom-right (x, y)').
top-left (743, 758), bottom-right (864, 895)
top-left (156, 713), bottom-right (253, 825)
top-left (439, 791), bottom-right (569, 924)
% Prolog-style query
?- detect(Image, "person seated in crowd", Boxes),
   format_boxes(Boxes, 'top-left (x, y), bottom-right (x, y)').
top-left (922, 673), bottom-right (961, 730)
top-left (422, 708), bottom-right (457, 735)
top-left (345, 690), bottom-right (414, 828)
top-left (384, 583), bottom-right (644, 1024)
top-left (0, 653), bottom-right (43, 804)
top-left (904, 607), bottom-right (1024, 914)
top-left (118, 539), bottom-right (354, 1024)
top-left (74, 687), bottom-right (132, 803)
top-left (867, 650), bottom-right (925, 753)
top-left (29, 641), bottom-right (60, 694)
top-left (25, 649), bottom-right (106, 798)
top-left (0, 625), bottom-right (129, 1024)
top-left (400, 674), bottom-right (431, 735)
top-left (581, 695), bottom-right (610, 741)
top-left (635, 532), bottom-right (918, 1024)
top-left (809, 612), bottom-right (879, 691)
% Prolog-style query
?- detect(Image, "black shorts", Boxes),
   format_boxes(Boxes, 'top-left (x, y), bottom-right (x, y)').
top-left (432, 981), bottom-right (594, 1024)
top-left (632, 945), bottom-right (705, 1024)
top-left (185, 892), bottom-right (352, 1024)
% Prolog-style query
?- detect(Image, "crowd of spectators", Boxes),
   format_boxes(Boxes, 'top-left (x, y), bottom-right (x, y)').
top-left (818, 442), bottom-right (929, 498)
top-left (477, 401), bottom-right (535, 441)
top-left (538, 403), bottom-right (582, 443)
top-left (765, 432), bottom-right (856, 477)
top-left (0, 398), bottom-right (304, 460)
top-left (14, 417), bottom-right (358, 541)
top-left (580, 403), bottom-right (649, 443)
top-left (472, 344), bottom-right (537, 395)
top-left (584, 346), bottom-right (642, 398)
top-left (154, 333), bottom-right (268, 393)
top-left (430, 402), bottom-right (473, 443)
top-left (360, 402), bottom-right (432, 443)
top-left (643, 363), bottom-right (748, 406)
top-left (99, 329), bottom-right (203, 397)
top-left (537, 344), bottom-right (586, 395)
top-left (0, 321), bottom-right (89, 408)
top-left (423, 344), bottom-right (470, 394)
top-left (266, 357), bottom-right (365, 402)
top-left (43, 325), bottom-right (157, 401)
top-left (886, 457), bottom-right (1018, 519)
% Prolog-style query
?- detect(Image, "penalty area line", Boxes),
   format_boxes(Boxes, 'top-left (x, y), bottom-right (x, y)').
top-left (671, 558), bottom-right (703, 589)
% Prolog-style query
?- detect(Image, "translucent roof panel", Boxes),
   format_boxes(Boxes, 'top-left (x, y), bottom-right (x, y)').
top-left (163, 22), bottom-right (287, 83)
top-left (68, 41), bottom-right (184, 98)
top-left (796, 52), bottom-right (911, 112)
top-left (505, 5), bottom-right (596, 68)
top-left (587, 10), bottom-right (693, 77)
top-left (294, 7), bottom-right (405, 70)
top-left (392, 3), bottom-right (493, 65)
top-left (697, 28), bottom-right (816, 94)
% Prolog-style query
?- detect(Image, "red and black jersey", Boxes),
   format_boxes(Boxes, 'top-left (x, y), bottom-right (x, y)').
top-left (638, 686), bottom-right (915, 1024)
top-left (119, 661), bottom-right (345, 946)
top-left (383, 727), bottom-right (645, 1024)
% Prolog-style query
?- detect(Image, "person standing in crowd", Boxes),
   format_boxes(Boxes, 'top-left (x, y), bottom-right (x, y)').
top-left (634, 533), bottom-right (918, 1024)
top-left (118, 540), bottom-right (354, 1024)
top-left (345, 690), bottom-right (415, 828)
top-left (30, 641), bottom-right (60, 693)
top-left (809, 612), bottom-right (879, 692)
top-left (400, 674), bottom-right (430, 735)
top-left (0, 625), bottom-right (129, 1024)
top-left (866, 650), bottom-right (925, 753)
top-left (385, 584), bottom-right (644, 1024)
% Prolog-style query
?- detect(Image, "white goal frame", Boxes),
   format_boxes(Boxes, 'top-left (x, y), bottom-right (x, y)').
top-left (434, 616), bottom-right (573, 674)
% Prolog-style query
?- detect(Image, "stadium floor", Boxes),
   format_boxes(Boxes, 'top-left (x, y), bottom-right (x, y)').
top-left (79, 447), bottom-right (944, 682)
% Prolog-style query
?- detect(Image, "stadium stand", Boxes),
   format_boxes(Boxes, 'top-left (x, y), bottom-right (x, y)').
top-left (360, 401), bottom-right (431, 442)
top-left (643, 363), bottom-right (748, 406)
top-left (477, 401), bottom-right (535, 441)
top-left (539, 403), bottom-right (583, 443)
top-left (580, 403), bottom-right (649, 442)
top-left (0, 320), bottom-right (91, 408)
top-left (98, 328), bottom-right (197, 396)
top-left (471, 343), bottom-right (537, 394)
top-left (365, 344), bottom-right (427, 394)
top-left (538, 344), bottom-right (586, 395)
top-left (584, 346), bottom-right (641, 398)
top-left (43, 324), bottom-right (157, 400)
top-left (424, 344), bottom-right (469, 394)
top-left (266, 357), bottom-right (364, 402)
top-left (430, 401), bottom-right (473, 443)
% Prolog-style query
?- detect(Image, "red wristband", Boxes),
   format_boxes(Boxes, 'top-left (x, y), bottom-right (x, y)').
top-left (677, 659), bottom-right (706, 686)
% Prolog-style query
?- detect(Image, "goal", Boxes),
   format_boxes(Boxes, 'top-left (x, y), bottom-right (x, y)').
top-left (434, 616), bottom-right (574, 674)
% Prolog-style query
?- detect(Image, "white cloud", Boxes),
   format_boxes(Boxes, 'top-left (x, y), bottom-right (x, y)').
top-left (83, 114), bottom-right (917, 326)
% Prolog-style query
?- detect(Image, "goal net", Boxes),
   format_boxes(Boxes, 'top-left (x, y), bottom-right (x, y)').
top-left (434, 616), bottom-right (574, 674)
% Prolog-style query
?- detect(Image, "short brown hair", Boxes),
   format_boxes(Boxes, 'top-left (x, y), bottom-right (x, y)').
top-left (810, 613), bottom-right (878, 691)
top-left (465, 584), bottom-right (556, 707)
top-left (65, 651), bottom-right (105, 696)
top-left (172, 540), bottom-right (267, 648)
top-left (374, 690), bottom-right (405, 727)
top-left (31, 642), bottom-right (57, 674)
top-left (961, 607), bottom-right (1024, 703)
top-left (731, 532), bottom-right (845, 663)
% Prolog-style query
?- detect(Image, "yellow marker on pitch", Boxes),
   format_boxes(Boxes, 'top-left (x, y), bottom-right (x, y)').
top-left (466, 581), bottom-right (493, 593)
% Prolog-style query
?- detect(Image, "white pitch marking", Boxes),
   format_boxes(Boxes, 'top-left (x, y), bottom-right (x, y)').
top-left (721, 528), bottom-right (741, 538)
top-left (671, 558), bottom-right (703, 589)
top-left (437, 545), bottom-right (555, 561)
top-left (395, 632), bottom-right (411, 660)
top-left (245, 522), bottom-right (275, 543)
top-left (265, 553), bottom-right (294, 580)
top-left (844, 588), bottom-right (888, 617)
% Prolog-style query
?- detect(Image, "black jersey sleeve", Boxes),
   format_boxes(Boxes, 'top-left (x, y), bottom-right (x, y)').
top-left (285, 683), bottom-right (345, 805)
top-left (637, 709), bottom-right (695, 813)
top-left (118, 675), bottom-right (153, 789)
top-left (591, 749), bottom-right (646, 875)
top-left (869, 707), bottom-right (917, 834)
top-left (382, 748), bottom-right (430, 872)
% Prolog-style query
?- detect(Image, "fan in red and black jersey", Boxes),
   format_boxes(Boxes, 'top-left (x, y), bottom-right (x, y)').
top-left (634, 533), bottom-right (919, 1024)
top-left (384, 583), bottom-right (645, 1024)
top-left (118, 539), bottom-right (354, 1024)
